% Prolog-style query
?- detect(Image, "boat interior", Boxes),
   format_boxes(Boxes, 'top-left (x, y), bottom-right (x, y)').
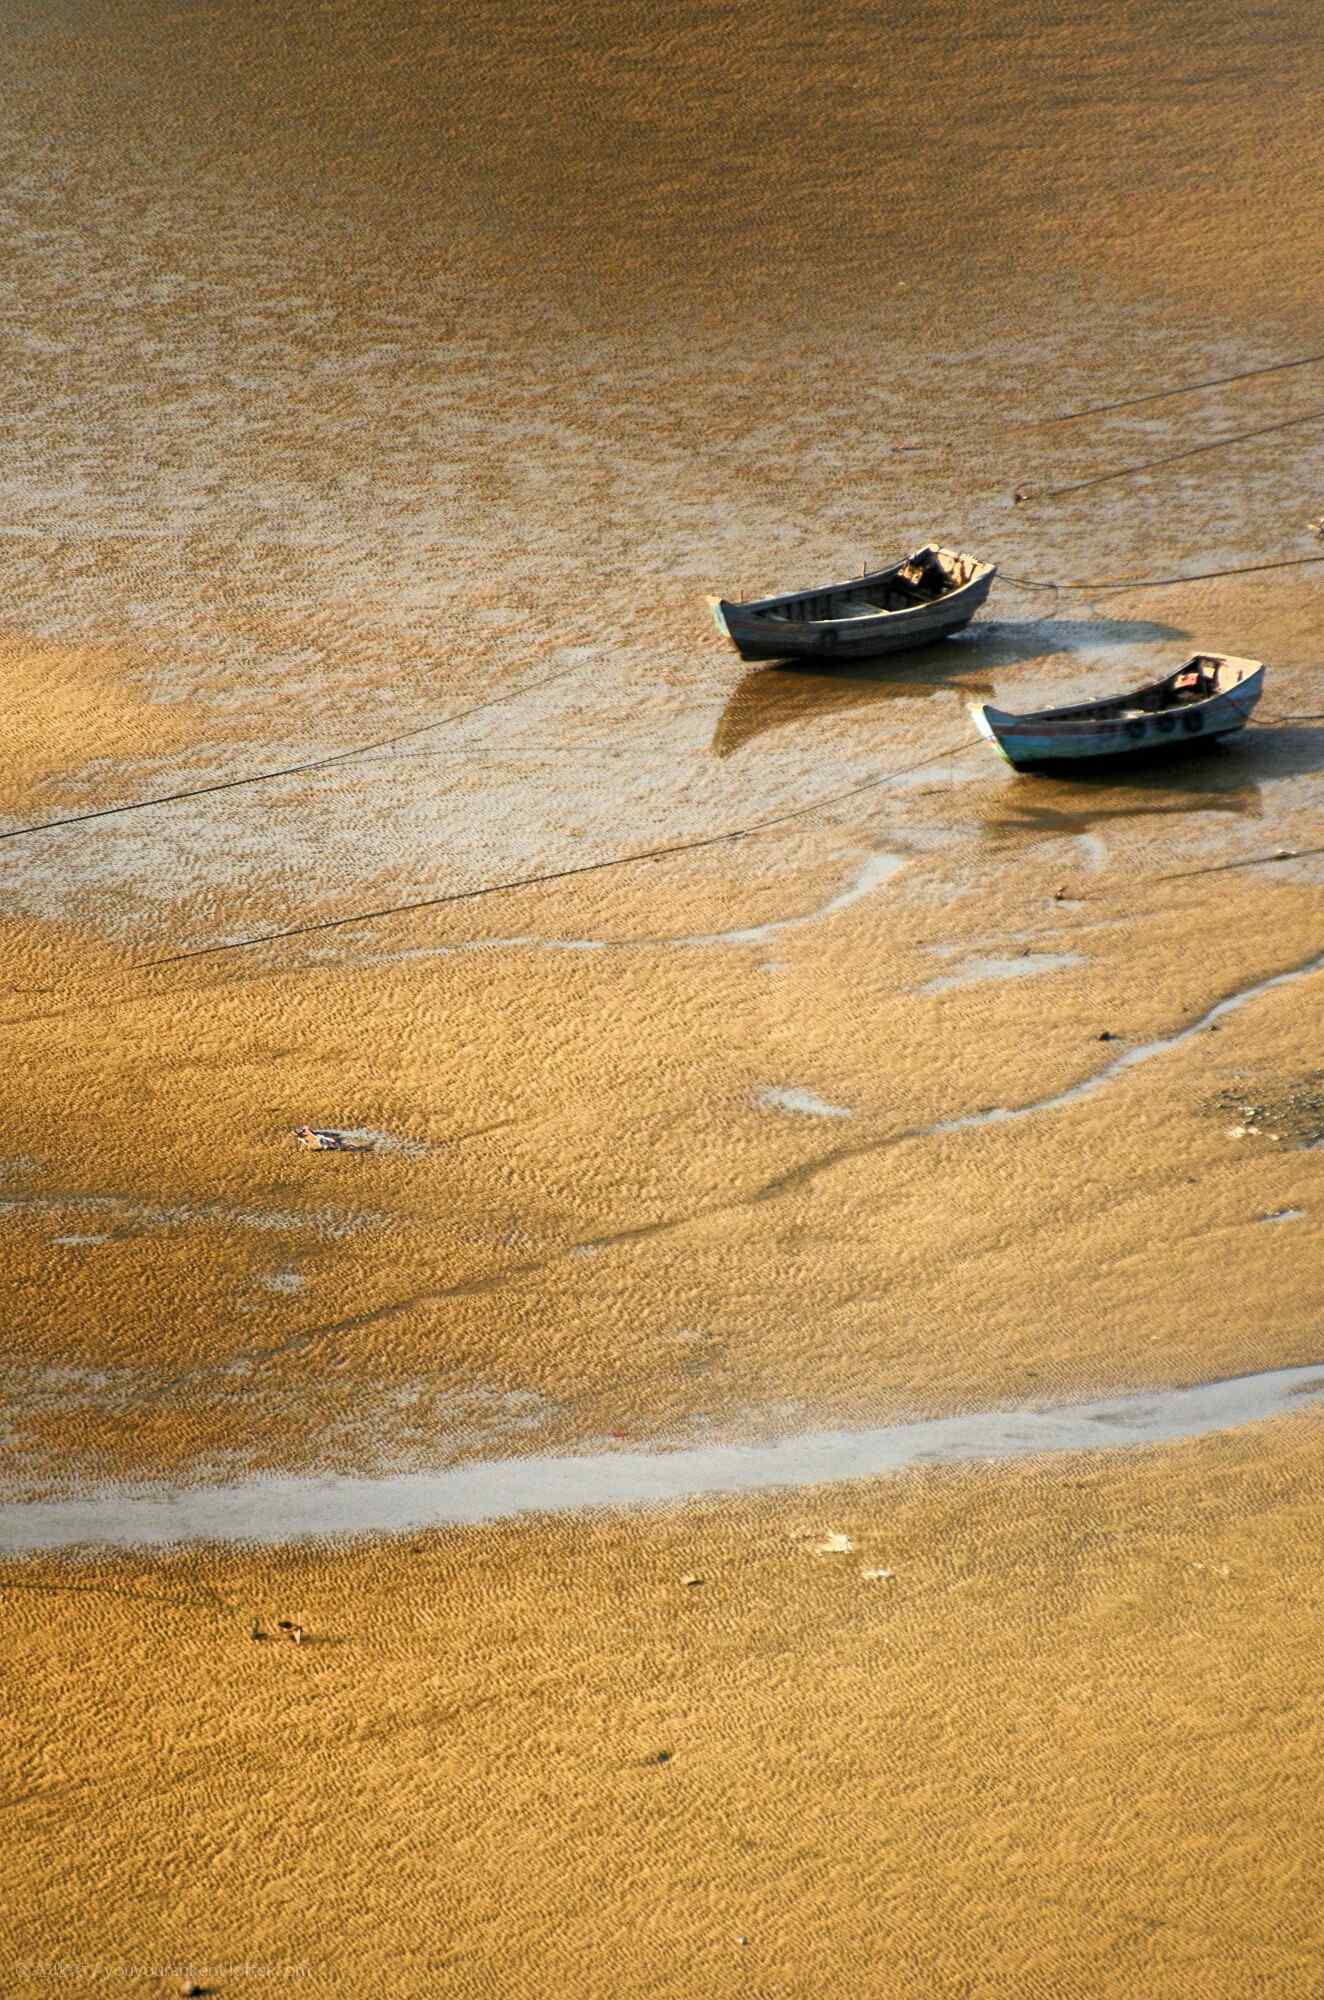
top-left (753, 546), bottom-right (983, 623)
top-left (1042, 655), bottom-right (1259, 722)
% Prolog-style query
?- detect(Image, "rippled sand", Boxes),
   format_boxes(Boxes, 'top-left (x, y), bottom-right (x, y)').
top-left (7, 1423), bottom-right (1324, 1994)
top-left (3, 0), bottom-right (1323, 1991)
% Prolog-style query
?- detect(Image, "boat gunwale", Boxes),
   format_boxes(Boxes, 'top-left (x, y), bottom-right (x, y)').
top-left (980, 657), bottom-right (1264, 735)
top-left (716, 544), bottom-right (996, 629)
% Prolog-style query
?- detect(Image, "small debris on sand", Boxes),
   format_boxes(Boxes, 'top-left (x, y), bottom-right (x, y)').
top-left (680, 1574), bottom-right (704, 1588)
top-left (815, 1531), bottom-right (853, 1555)
top-left (1212, 1073), bottom-right (1324, 1149)
top-left (296, 1125), bottom-right (346, 1151)
top-left (295, 1125), bottom-right (374, 1154)
top-left (860, 1567), bottom-right (896, 1582)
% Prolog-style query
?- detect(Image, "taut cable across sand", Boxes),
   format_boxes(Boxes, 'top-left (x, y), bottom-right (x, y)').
top-left (998, 553), bottom-right (1324, 591)
top-left (0, 661), bottom-right (578, 847)
top-left (1022, 404), bottom-right (1324, 502)
top-left (140, 736), bottom-right (981, 971)
top-left (1037, 349), bottom-right (1324, 424)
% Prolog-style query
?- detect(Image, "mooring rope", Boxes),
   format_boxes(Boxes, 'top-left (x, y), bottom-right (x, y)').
top-left (998, 553), bottom-right (1324, 593)
top-left (1017, 406), bottom-right (1324, 504)
top-left (1039, 352), bottom-right (1324, 425)
top-left (1155, 844), bottom-right (1324, 883)
top-left (0, 661), bottom-right (579, 846)
top-left (141, 735), bottom-right (983, 971)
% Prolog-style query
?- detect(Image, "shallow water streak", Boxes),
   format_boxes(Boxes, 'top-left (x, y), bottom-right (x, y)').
top-left (4, 1364), bottom-right (1322, 1556)
top-left (917, 951), bottom-right (1082, 995)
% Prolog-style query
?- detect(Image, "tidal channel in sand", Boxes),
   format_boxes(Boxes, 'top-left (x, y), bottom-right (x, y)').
top-left (4, 1364), bottom-right (1322, 1556)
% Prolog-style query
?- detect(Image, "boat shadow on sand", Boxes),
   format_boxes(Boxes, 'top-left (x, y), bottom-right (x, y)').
top-left (711, 658), bottom-right (992, 758)
top-left (979, 759), bottom-right (1266, 841)
top-left (977, 709), bottom-right (1324, 812)
top-left (710, 613), bottom-right (1188, 760)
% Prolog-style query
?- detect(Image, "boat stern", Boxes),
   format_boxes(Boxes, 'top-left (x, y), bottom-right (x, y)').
top-left (1213, 656), bottom-right (1266, 721)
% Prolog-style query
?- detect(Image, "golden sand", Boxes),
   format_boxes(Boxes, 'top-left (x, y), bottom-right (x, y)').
top-left (2, 858), bottom-right (1321, 1489)
top-left (5, 1420), bottom-right (1324, 1995)
top-left (0, 631), bottom-right (198, 817)
top-left (3, 0), bottom-right (1324, 1990)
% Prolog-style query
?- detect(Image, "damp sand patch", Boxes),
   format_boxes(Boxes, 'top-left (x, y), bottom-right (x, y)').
top-left (917, 950), bottom-right (1083, 995)
top-left (0, 1362), bottom-right (562, 1498)
top-left (0, 1190), bottom-right (390, 1242)
top-left (754, 1087), bottom-right (852, 1118)
top-left (258, 1268), bottom-right (307, 1293)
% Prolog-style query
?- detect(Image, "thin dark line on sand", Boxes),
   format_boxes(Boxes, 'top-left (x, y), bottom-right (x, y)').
top-left (0, 663), bottom-right (578, 846)
top-left (1155, 844), bottom-right (1324, 883)
top-left (1029, 405), bottom-right (1324, 502)
top-left (1000, 554), bottom-right (1324, 591)
top-left (141, 738), bottom-right (976, 972)
top-left (1039, 351), bottom-right (1324, 424)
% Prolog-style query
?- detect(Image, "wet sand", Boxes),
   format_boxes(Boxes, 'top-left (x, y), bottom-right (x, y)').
top-left (6, 1422), bottom-right (1324, 1995)
top-left (3, 0), bottom-right (1324, 1991)
top-left (6, 1364), bottom-right (1324, 1554)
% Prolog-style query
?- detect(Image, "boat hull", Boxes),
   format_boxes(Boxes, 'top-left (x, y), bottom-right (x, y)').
top-left (974, 667), bottom-right (1264, 772)
top-left (709, 550), bottom-right (995, 664)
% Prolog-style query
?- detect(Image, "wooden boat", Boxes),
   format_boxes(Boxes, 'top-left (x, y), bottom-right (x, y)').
top-left (973, 655), bottom-right (1264, 771)
top-left (708, 544), bottom-right (996, 664)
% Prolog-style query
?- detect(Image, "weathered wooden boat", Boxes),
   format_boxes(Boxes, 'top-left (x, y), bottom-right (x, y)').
top-left (708, 544), bottom-right (996, 664)
top-left (973, 655), bottom-right (1264, 771)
